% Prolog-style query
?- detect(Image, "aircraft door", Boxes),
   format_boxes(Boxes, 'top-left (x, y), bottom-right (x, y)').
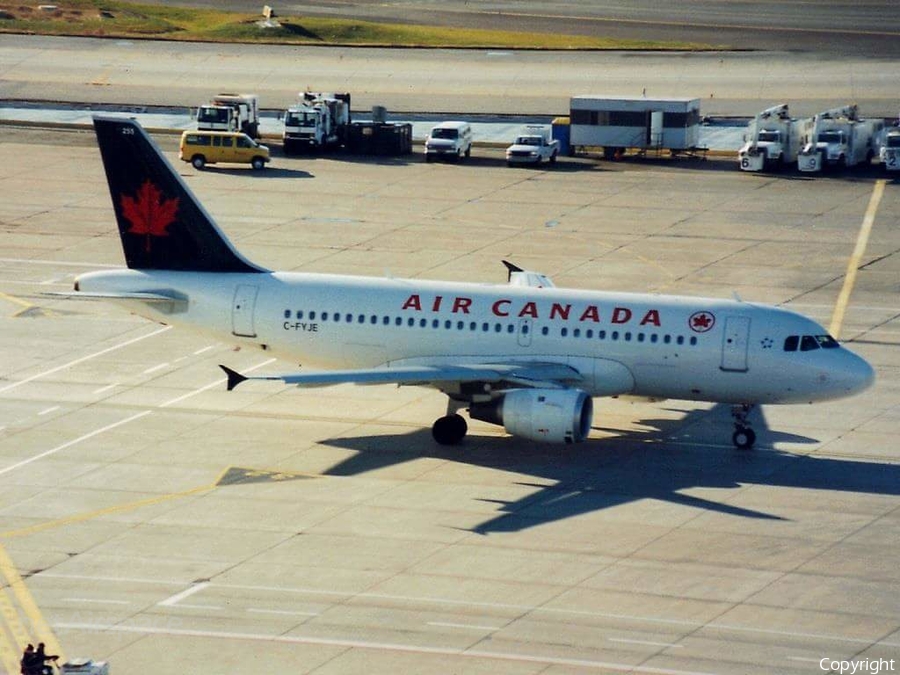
top-left (720, 316), bottom-right (750, 372)
top-left (232, 284), bottom-right (259, 337)
top-left (517, 318), bottom-right (532, 347)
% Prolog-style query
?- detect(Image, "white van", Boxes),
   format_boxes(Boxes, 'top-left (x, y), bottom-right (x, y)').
top-left (424, 121), bottom-right (473, 162)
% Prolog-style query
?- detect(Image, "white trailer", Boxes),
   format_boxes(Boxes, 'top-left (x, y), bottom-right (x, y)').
top-left (569, 96), bottom-right (701, 159)
top-left (196, 93), bottom-right (260, 138)
top-left (879, 125), bottom-right (900, 171)
top-left (738, 104), bottom-right (810, 172)
top-left (798, 105), bottom-right (883, 172)
top-left (282, 92), bottom-right (351, 153)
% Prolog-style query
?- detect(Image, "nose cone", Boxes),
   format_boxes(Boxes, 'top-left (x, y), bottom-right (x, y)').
top-left (838, 351), bottom-right (876, 397)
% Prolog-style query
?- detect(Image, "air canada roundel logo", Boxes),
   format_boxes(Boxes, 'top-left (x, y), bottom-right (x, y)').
top-left (689, 311), bottom-right (715, 333)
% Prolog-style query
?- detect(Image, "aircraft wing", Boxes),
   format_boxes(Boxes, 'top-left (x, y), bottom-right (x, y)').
top-left (220, 362), bottom-right (583, 392)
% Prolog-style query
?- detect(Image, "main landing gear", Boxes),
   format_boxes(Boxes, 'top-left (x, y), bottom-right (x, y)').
top-left (432, 400), bottom-right (468, 445)
top-left (731, 403), bottom-right (756, 450)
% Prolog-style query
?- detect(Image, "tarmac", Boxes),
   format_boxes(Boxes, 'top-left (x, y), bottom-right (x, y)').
top-left (0, 126), bottom-right (897, 675)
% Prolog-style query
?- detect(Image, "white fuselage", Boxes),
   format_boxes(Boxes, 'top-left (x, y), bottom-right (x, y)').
top-left (76, 269), bottom-right (874, 406)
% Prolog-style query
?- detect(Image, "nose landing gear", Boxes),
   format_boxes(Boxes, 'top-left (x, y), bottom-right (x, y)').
top-left (731, 404), bottom-right (756, 450)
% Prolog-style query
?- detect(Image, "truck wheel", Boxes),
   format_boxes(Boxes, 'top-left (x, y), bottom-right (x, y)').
top-left (465, 145), bottom-right (471, 158)
top-left (549, 151), bottom-right (558, 165)
top-left (251, 157), bottom-right (266, 170)
top-left (191, 155), bottom-right (206, 170)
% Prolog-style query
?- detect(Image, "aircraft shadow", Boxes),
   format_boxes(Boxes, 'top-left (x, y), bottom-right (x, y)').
top-left (319, 403), bottom-right (899, 534)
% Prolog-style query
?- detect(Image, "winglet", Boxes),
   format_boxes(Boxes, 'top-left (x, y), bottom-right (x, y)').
top-left (219, 365), bottom-right (248, 391)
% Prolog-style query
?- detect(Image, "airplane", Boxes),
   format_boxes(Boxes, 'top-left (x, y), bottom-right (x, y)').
top-left (67, 116), bottom-right (875, 450)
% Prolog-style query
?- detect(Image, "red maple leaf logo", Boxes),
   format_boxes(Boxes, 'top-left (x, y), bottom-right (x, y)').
top-left (689, 311), bottom-right (715, 333)
top-left (120, 180), bottom-right (179, 253)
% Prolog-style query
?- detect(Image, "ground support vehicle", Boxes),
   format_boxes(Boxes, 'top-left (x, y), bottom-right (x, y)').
top-left (505, 125), bottom-right (560, 166)
top-left (879, 126), bottom-right (900, 171)
top-left (195, 93), bottom-right (260, 138)
top-left (738, 104), bottom-right (810, 172)
top-left (179, 131), bottom-right (269, 170)
top-left (282, 92), bottom-right (351, 153)
top-left (569, 96), bottom-right (701, 159)
top-left (424, 121), bottom-right (473, 162)
top-left (798, 105), bottom-right (882, 172)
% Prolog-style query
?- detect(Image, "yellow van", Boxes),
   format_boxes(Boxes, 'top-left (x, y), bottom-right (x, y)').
top-left (179, 131), bottom-right (270, 170)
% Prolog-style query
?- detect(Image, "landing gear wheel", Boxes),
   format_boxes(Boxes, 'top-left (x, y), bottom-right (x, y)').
top-left (432, 414), bottom-right (467, 445)
top-left (732, 426), bottom-right (756, 450)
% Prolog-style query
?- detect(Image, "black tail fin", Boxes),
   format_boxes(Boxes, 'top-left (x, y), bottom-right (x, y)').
top-left (93, 116), bottom-right (265, 273)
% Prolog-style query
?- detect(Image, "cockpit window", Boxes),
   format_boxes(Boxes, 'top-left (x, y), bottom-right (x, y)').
top-left (800, 335), bottom-right (820, 351)
top-left (784, 335), bottom-right (799, 352)
top-left (816, 335), bottom-right (840, 349)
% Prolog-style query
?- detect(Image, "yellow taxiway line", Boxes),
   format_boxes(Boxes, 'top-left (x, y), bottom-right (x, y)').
top-left (0, 544), bottom-right (65, 668)
top-left (830, 179), bottom-right (886, 339)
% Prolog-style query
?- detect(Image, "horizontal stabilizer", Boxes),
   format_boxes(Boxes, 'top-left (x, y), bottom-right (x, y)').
top-left (217, 361), bottom-right (584, 391)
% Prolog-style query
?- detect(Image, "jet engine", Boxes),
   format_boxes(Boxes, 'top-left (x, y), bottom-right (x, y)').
top-left (469, 388), bottom-right (593, 444)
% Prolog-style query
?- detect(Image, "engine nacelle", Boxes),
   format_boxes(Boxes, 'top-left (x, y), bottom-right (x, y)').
top-left (469, 388), bottom-right (593, 444)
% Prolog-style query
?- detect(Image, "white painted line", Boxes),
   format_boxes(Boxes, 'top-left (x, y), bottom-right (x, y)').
top-left (142, 362), bottom-right (170, 375)
top-left (62, 598), bottom-right (130, 605)
top-left (0, 257), bottom-right (122, 269)
top-left (0, 410), bottom-right (152, 477)
top-left (788, 657), bottom-right (821, 663)
top-left (41, 572), bottom-right (900, 650)
top-left (609, 638), bottom-right (683, 649)
top-left (53, 622), bottom-right (722, 675)
top-left (247, 608), bottom-right (319, 617)
top-left (193, 345), bottom-right (217, 356)
top-left (171, 604), bottom-right (223, 611)
top-left (37, 406), bottom-right (60, 416)
top-left (158, 582), bottom-right (209, 607)
top-left (92, 383), bottom-right (118, 395)
top-left (158, 358), bottom-right (276, 408)
top-left (428, 621), bottom-right (503, 631)
top-left (0, 325), bottom-right (171, 394)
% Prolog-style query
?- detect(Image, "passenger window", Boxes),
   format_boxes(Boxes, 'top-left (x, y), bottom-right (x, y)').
top-left (801, 335), bottom-right (820, 351)
top-left (470, 322), bottom-right (477, 331)
top-left (624, 332), bottom-right (631, 341)
top-left (457, 321), bottom-right (465, 330)
top-left (612, 331), bottom-right (619, 341)
top-left (599, 330), bottom-right (606, 340)
top-left (445, 320), bottom-right (452, 329)
top-left (494, 324), bottom-right (502, 333)
top-left (507, 324), bottom-right (514, 334)
top-left (346, 313), bottom-right (353, 322)
top-left (541, 326), bottom-right (548, 335)
top-left (676, 336), bottom-right (684, 345)
top-left (370, 315), bottom-right (377, 324)
top-left (283, 310), bottom-right (291, 319)
top-left (651, 334), bottom-right (658, 343)
top-left (321, 312), bottom-right (328, 321)
top-left (637, 333), bottom-right (644, 342)
top-left (395, 317), bottom-right (402, 326)
top-left (237, 135), bottom-right (254, 148)
top-left (573, 329), bottom-right (580, 338)
top-left (586, 329), bottom-right (593, 338)
top-left (663, 335), bottom-right (671, 344)
top-left (689, 336), bottom-right (697, 346)
top-left (309, 311), bottom-right (316, 320)
top-left (383, 316), bottom-right (390, 325)
top-left (561, 328), bottom-right (568, 337)
top-left (484, 323), bottom-right (490, 332)
top-left (432, 319), bottom-right (439, 328)
top-left (784, 335), bottom-right (799, 352)
top-left (419, 319), bottom-right (427, 327)
top-left (358, 315), bottom-right (365, 324)
top-left (408, 318), bottom-right (415, 327)
top-left (221, 136), bottom-right (234, 148)
top-left (333, 314), bottom-right (340, 323)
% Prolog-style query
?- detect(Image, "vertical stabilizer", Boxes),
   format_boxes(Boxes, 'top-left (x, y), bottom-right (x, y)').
top-left (93, 116), bottom-right (265, 273)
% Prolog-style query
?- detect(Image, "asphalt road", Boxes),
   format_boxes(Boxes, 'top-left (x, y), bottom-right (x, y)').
top-left (118, 0), bottom-right (900, 57)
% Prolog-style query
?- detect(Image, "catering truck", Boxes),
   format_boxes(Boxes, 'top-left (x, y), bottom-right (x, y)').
top-left (797, 105), bottom-right (883, 173)
top-left (569, 96), bottom-right (701, 159)
top-left (738, 104), bottom-right (810, 172)
top-left (282, 92), bottom-right (351, 153)
top-left (195, 93), bottom-right (260, 138)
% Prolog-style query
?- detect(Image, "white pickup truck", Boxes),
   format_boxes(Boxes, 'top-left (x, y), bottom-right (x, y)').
top-left (505, 125), bottom-right (559, 166)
